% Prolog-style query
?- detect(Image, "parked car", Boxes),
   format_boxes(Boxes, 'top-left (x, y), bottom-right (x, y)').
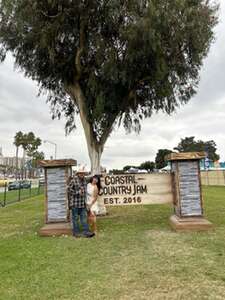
top-left (8, 180), bottom-right (31, 191)
top-left (8, 181), bottom-right (21, 191)
top-left (21, 180), bottom-right (31, 189)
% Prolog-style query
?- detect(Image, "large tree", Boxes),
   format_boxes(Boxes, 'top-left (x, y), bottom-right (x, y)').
top-left (155, 149), bottom-right (173, 169)
top-left (174, 136), bottom-right (220, 161)
top-left (0, 0), bottom-right (218, 173)
top-left (25, 132), bottom-right (42, 159)
top-left (139, 161), bottom-right (155, 172)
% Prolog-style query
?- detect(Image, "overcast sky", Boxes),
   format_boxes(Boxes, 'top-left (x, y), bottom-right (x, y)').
top-left (0, 2), bottom-right (225, 170)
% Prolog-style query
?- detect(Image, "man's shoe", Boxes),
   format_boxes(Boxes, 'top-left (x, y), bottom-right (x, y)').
top-left (84, 232), bottom-right (95, 238)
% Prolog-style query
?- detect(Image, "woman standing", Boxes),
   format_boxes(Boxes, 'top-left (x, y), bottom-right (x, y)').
top-left (86, 175), bottom-right (101, 234)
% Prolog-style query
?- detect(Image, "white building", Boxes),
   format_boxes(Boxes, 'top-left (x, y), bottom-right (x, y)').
top-left (0, 147), bottom-right (23, 168)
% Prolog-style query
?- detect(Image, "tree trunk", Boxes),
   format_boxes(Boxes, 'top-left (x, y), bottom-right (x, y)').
top-left (15, 146), bottom-right (18, 180)
top-left (87, 142), bottom-right (107, 215)
top-left (68, 83), bottom-right (112, 215)
top-left (88, 143), bottom-right (103, 175)
top-left (68, 83), bottom-right (107, 174)
top-left (22, 148), bottom-right (26, 179)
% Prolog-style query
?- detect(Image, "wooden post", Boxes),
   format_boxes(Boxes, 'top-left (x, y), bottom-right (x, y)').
top-left (166, 152), bottom-right (213, 231)
top-left (38, 159), bottom-right (77, 236)
top-left (3, 182), bottom-right (7, 207)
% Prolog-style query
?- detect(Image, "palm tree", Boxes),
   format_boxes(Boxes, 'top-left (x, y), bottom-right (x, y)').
top-left (14, 131), bottom-right (43, 179)
top-left (26, 132), bottom-right (42, 178)
top-left (22, 132), bottom-right (42, 178)
top-left (13, 131), bottom-right (23, 179)
top-left (26, 132), bottom-right (41, 158)
top-left (20, 133), bottom-right (29, 179)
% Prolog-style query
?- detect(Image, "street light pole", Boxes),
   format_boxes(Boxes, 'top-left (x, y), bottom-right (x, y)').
top-left (44, 140), bottom-right (57, 159)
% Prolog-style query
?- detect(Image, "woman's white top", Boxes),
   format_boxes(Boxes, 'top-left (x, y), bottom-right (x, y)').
top-left (86, 183), bottom-right (99, 214)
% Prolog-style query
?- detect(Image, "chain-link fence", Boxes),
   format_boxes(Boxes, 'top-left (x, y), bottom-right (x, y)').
top-left (0, 180), bottom-right (44, 207)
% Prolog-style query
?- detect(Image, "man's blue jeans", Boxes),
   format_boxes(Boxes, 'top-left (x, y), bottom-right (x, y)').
top-left (71, 207), bottom-right (90, 236)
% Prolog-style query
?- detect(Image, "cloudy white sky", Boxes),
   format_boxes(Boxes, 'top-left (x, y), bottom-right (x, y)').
top-left (0, 2), bottom-right (225, 170)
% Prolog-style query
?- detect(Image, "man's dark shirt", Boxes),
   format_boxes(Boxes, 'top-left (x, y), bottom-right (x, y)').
top-left (68, 176), bottom-right (87, 208)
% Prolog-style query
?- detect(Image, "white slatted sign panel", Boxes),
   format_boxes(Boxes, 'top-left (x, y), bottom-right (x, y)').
top-left (47, 167), bottom-right (67, 222)
top-left (178, 161), bottom-right (202, 216)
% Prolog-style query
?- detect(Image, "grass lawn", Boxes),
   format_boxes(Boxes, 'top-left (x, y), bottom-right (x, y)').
top-left (0, 186), bottom-right (225, 300)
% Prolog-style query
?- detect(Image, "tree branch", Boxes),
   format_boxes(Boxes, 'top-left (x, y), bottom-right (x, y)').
top-left (75, 19), bottom-right (85, 80)
top-left (100, 115), bottom-right (118, 146)
top-left (66, 82), bottom-right (96, 152)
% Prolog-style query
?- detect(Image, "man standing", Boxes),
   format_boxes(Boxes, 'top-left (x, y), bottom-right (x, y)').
top-left (68, 166), bottom-right (95, 238)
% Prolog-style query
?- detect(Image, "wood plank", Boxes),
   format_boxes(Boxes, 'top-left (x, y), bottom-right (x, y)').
top-left (171, 161), bottom-right (181, 216)
top-left (166, 152), bottom-right (206, 161)
top-left (38, 159), bottom-right (77, 168)
top-left (39, 223), bottom-right (72, 236)
top-left (198, 160), bottom-right (204, 215)
top-left (170, 215), bottom-right (213, 232)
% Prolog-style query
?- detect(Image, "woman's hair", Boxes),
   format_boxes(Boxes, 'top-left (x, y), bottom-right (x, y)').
top-left (90, 175), bottom-right (102, 194)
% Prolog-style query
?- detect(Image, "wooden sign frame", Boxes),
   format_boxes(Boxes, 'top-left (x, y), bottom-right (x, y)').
top-left (166, 152), bottom-right (213, 231)
top-left (38, 159), bottom-right (76, 236)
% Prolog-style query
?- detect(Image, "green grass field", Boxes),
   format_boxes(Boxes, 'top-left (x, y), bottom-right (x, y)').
top-left (0, 186), bottom-right (225, 300)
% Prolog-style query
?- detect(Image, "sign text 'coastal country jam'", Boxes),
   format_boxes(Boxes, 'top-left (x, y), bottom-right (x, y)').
top-left (98, 173), bottom-right (173, 206)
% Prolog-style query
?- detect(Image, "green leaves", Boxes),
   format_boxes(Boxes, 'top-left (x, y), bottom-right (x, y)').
top-left (14, 131), bottom-right (42, 158)
top-left (155, 149), bottom-right (173, 169)
top-left (174, 136), bottom-right (220, 162)
top-left (0, 0), bottom-right (219, 140)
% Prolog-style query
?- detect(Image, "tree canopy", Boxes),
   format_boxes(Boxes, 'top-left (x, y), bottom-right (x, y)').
top-left (14, 131), bottom-right (43, 162)
top-left (155, 149), bottom-right (173, 169)
top-left (0, 0), bottom-right (218, 172)
top-left (139, 161), bottom-right (155, 172)
top-left (174, 136), bottom-right (220, 161)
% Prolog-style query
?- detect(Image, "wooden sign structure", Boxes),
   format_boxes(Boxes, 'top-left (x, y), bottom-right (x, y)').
top-left (38, 159), bottom-right (76, 236)
top-left (37, 152), bottom-right (213, 236)
top-left (166, 152), bottom-right (213, 231)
